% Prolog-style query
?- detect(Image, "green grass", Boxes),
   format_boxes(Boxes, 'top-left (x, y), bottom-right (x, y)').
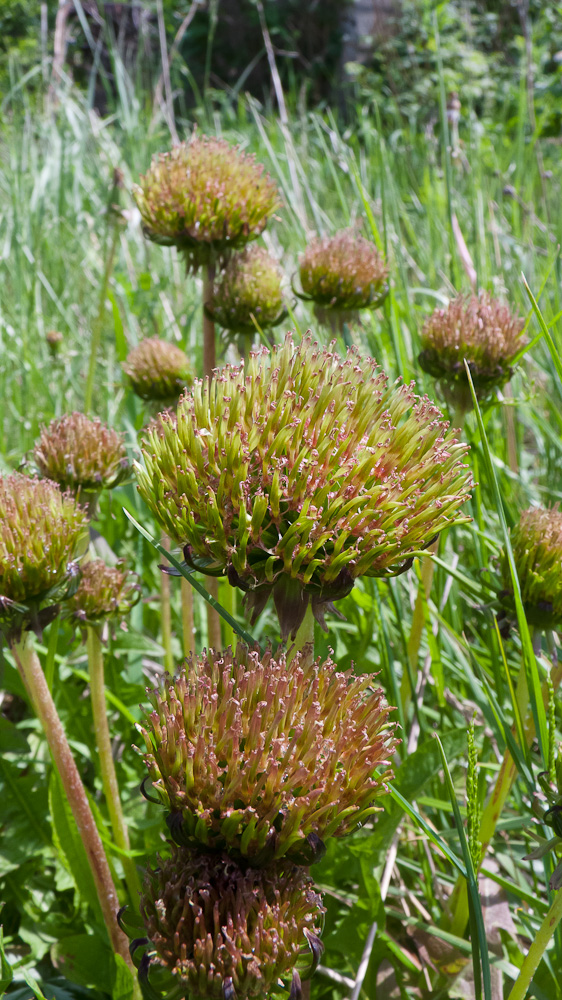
top-left (1, 43), bottom-right (562, 1000)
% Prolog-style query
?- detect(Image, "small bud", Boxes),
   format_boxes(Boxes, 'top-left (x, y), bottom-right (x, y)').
top-left (209, 246), bottom-right (285, 336)
top-left (419, 292), bottom-right (525, 412)
top-left (123, 338), bottom-right (192, 403)
top-left (500, 507), bottom-right (562, 630)
top-left (67, 559), bottom-right (140, 625)
top-left (0, 474), bottom-right (88, 638)
top-left (136, 847), bottom-right (324, 1000)
top-left (133, 134), bottom-right (280, 271)
top-left (297, 229), bottom-right (389, 315)
top-left (46, 329), bottom-right (64, 356)
top-left (33, 412), bottom-right (130, 500)
top-left (139, 643), bottom-right (397, 863)
top-left (136, 333), bottom-right (472, 636)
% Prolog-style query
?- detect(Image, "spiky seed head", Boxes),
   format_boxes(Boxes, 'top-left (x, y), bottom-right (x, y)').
top-left (0, 474), bottom-right (88, 637)
top-left (419, 292), bottom-right (525, 408)
top-left (209, 246), bottom-right (285, 336)
top-left (500, 507), bottom-right (562, 630)
top-left (139, 644), bottom-right (396, 863)
top-left (298, 230), bottom-right (389, 312)
top-left (123, 338), bottom-right (192, 403)
top-left (132, 135), bottom-right (280, 271)
top-left (68, 559), bottom-right (140, 625)
top-left (136, 333), bottom-right (472, 638)
top-left (137, 846), bottom-right (323, 1000)
top-left (33, 412), bottom-right (130, 496)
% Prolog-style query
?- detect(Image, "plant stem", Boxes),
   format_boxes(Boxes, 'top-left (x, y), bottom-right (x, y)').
top-left (160, 533), bottom-right (174, 673)
top-left (181, 577), bottom-right (195, 659)
top-left (11, 632), bottom-right (134, 972)
top-left (288, 601), bottom-right (315, 667)
top-left (84, 206), bottom-right (120, 414)
top-left (402, 541), bottom-right (438, 711)
top-left (219, 578), bottom-right (235, 650)
top-left (506, 888), bottom-right (562, 1000)
top-left (202, 261), bottom-right (222, 649)
top-left (86, 626), bottom-right (141, 907)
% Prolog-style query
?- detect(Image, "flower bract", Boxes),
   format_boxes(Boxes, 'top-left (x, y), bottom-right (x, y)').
top-left (133, 135), bottom-right (280, 271)
top-left (137, 333), bottom-right (472, 637)
top-left (0, 474), bottom-right (88, 636)
top-left (208, 246), bottom-right (285, 336)
top-left (123, 337), bottom-right (192, 403)
top-left (500, 506), bottom-right (562, 630)
top-left (134, 847), bottom-right (323, 1000)
top-left (139, 644), bottom-right (396, 864)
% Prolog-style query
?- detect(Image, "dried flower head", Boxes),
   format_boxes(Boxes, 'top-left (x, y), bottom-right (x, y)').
top-left (46, 329), bottom-right (63, 356)
top-left (0, 474), bottom-right (88, 636)
top-left (68, 559), bottom-right (140, 625)
top-left (298, 230), bottom-right (389, 312)
top-left (123, 338), bottom-right (192, 403)
top-left (137, 334), bottom-right (472, 638)
top-left (33, 412), bottom-right (130, 497)
top-left (419, 292), bottom-right (525, 408)
top-left (139, 644), bottom-right (396, 864)
top-left (133, 135), bottom-right (280, 271)
top-left (135, 847), bottom-right (323, 1000)
top-left (500, 507), bottom-right (562, 630)
top-left (208, 246), bottom-right (285, 336)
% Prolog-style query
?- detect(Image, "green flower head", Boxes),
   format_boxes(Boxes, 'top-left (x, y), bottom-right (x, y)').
top-left (33, 412), bottom-right (130, 499)
top-left (133, 134), bottom-right (280, 271)
top-left (298, 230), bottom-right (389, 313)
top-left (139, 644), bottom-right (396, 864)
top-left (134, 847), bottom-right (324, 1000)
top-left (0, 474), bottom-right (88, 637)
top-left (67, 559), bottom-right (140, 626)
top-left (208, 246), bottom-right (285, 336)
top-left (123, 337), bottom-right (192, 403)
top-left (419, 292), bottom-right (525, 410)
top-left (500, 507), bottom-right (562, 630)
top-left (137, 334), bottom-right (472, 638)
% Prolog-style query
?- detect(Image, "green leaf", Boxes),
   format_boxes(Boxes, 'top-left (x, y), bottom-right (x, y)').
top-left (51, 935), bottom-right (114, 994)
top-left (112, 953), bottom-right (138, 1000)
top-left (0, 922), bottom-right (13, 996)
top-left (48, 772), bottom-right (101, 919)
top-left (0, 718), bottom-right (29, 755)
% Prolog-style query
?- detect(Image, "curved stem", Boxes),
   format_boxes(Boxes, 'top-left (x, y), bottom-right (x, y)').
top-left (87, 626), bottom-right (141, 907)
top-left (506, 888), bottom-right (562, 1000)
top-left (11, 632), bottom-right (134, 972)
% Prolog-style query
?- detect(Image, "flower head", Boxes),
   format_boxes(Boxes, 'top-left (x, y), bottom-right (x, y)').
top-left (500, 507), bottom-right (562, 630)
top-left (67, 559), bottom-right (140, 625)
top-left (135, 847), bottom-right (323, 1000)
top-left (133, 135), bottom-right (280, 271)
top-left (419, 292), bottom-right (525, 408)
top-left (298, 230), bottom-right (389, 312)
top-left (0, 474), bottom-right (87, 636)
top-left (123, 338), bottom-right (192, 403)
top-left (208, 246), bottom-right (285, 336)
top-left (46, 329), bottom-right (63, 356)
top-left (33, 412), bottom-right (130, 498)
top-left (139, 644), bottom-right (396, 864)
top-left (137, 334), bottom-right (472, 637)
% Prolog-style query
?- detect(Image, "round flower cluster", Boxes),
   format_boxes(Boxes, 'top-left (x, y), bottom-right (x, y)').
top-left (123, 337), bottom-right (192, 403)
top-left (68, 559), bottom-right (140, 625)
top-left (33, 412), bottom-right (130, 497)
top-left (137, 333), bottom-right (472, 638)
top-left (133, 135), bottom-right (280, 271)
top-left (500, 506), bottom-right (562, 630)
top-left (208, 246), bottom-right (285, 336)
top-left (298, 229), bottom-right (389, 313)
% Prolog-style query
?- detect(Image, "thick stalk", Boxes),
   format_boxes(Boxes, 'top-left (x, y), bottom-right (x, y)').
top-left (86, 626), bottom-right (141, 906)
top-left (506, 888), bottom-right (562, 1000)
top-left (11, 633), bottom-right (134, 972)
top-left (449, 656), bottom-right (562, 937)
top-left (160, 534), bottom-right (174, 673)
top-left (181, 577), bottom-right (195, 659)
top-left (202, 262), bottom-right (222, 649)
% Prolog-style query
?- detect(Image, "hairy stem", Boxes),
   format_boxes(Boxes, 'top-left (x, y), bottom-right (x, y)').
top-left (86, 626), bottom-right (141, 907)
top-left (11, 632), bottom-right (134, 971)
